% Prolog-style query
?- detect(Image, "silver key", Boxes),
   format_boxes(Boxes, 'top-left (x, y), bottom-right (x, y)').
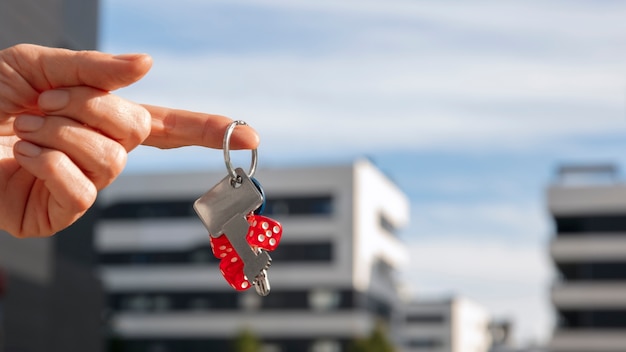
top-left (194, 168), bottom-right (271, 292)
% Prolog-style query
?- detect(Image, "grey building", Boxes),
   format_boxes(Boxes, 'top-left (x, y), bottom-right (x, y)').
top-left (0, 1), bottom-right (103, 351)
top-left (547, 164), bottom-right (626, 351)
top-left (0, 0), bottom-right (98, 50)
top-left (0, 212), bottom-right (105, 352)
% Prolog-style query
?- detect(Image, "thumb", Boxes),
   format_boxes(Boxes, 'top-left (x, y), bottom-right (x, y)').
top-left (3, 44), bottom-right (152, 92)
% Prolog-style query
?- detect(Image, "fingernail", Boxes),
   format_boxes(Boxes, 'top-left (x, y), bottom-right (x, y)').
top-left (113, 53), bottom-right (147, 61)
top-left (39, 90), bottom-right (69, 111)
top-left (14, 115), bottom-right (44, 132)
top-left (15, 141), bottom-right (42, 157)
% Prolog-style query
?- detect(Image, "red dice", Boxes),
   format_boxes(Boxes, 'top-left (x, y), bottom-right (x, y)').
top-left (210, 214), bottom-right (283, 291)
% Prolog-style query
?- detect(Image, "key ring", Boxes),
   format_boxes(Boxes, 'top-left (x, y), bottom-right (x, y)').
top-left (223, 120), bottom-right (258, 181)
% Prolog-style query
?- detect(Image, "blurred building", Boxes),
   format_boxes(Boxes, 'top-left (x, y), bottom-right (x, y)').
top-left (547, 164), bottom-right (626, 351)
top-left (96, 159), bottom-right (410, 352)
top-left (0, 1), bottom-right (102, 352)
top-left (0, 0), bottom-right (98, 49)
top-left (402, 297), bottom-right (493, 352)
top-left (0, 213), bottom-right (105, 352)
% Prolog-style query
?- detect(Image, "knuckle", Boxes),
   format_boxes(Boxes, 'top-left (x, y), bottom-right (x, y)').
top-left (84, 93), bottom-right (104, 115)
top-left (128, 106), bottom-right (151, 147)
top-left (38, 149), bottom-right (63, 175)
top-left (72, 186), bottom-right (97, 212)
top-left (98, 143), bottom-right (127, 187)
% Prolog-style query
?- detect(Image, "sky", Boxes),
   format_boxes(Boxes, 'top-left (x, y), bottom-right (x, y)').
top-left (100, 0), bottom-right (626, 346)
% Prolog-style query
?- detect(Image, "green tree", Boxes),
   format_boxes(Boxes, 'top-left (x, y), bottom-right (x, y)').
top-left (231, 328), bottom-right (262, 352)
top-left (348, 322), bottom-right (396, 352)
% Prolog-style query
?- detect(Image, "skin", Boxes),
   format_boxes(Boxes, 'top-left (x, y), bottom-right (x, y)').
top-left (0, 44), bottom-right (260, 238)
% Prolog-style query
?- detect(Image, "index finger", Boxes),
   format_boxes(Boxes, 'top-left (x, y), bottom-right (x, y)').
top-left (2, 44), bottom-right (152, 92)
top-left (141, 104), bottom-right (260, 150)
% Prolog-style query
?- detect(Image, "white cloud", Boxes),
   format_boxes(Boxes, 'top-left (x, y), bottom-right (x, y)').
top-left (415, 202), bottom-right (548, 236)
top-left (118, 52), bottom-right (626, 158)
top-left (105, 0), bottom-right (626, 157)
top-left (401, 239), bottom-right (555, 346)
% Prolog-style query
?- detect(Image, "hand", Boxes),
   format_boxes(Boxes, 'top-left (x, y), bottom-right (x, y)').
top-left (0, 44), bottom-right (259, 238)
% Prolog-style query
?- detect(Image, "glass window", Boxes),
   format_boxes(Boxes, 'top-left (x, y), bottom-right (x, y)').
top-left (261, 344), bottom-right (282, 352)
top-left (308, 290), bottom-right (340, 311)
top-left (148, 343), bottom-right (168, 352)
top-left (102, 199), bottom-right (196, 219)
top-left (379, 212), bottom-right (398, 235)
top-left (558, 262), bottom-right (626, 281)
top-left (153, 295), bottom-right (171, 312)
top-left (240, 292), bottom-right (262, 311)
top-left (555, 215), bottom-right (626, 234)
top-left (100, 242), bottom-right (332, 265)
top-left (189, 248), bottom-right (213, 264)
top-left (189, 297), bottom-right (210, 311)
top-left (406, 338), bottom-right (442, 348)
top-left (406, 314), bottom-right (445, 324)
top-left (310, 340), bottom-right (341, 352)
top-left (127, 295), bottom-right (152, 312)
top-left (265, 196), bottom-right (333, 216)
top-left (102, 195), bottom-right (334, 219)
top-left (271, 242), bottom-right (333, 262)
top-left (560, 309), bottom-right (626, 328)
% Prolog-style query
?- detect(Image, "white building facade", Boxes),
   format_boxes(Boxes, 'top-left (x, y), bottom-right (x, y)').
top-left (547, 165), bottom-right (626, 352)
top-left (403, 297), bottom-right (492, 352)
top-left (96, 159), bottom-right (409, 351)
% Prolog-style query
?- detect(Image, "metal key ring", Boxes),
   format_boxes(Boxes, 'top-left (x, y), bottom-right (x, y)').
top-left (223, 120), bottom-right (258, 180)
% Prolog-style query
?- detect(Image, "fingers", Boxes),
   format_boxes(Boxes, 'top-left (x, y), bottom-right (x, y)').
top-left (13, 114), bottom-right (128, 190)
top-left (37, 87), bottom-right (151, 151)
top-left (1, 43), bottom-right (152, 93)
top-left (12, 86), bottom-right (149, 190)
top-left (12, 142), bottom-right (97, 237)
top-left (142, 104), bottom-right (260, 150)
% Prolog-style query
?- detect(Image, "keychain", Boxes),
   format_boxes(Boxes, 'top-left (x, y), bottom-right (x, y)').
top-left (193, 120), bottom-right (283, 296)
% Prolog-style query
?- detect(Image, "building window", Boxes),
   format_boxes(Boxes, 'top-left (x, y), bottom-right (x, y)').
top-left (110, 289), bottom-right (370, 313)
top-left (379, 212), bottom-right (398, 235)
top-left (362, 294), bottom-right (393, 321)
top-left (261, 291), bottom-right (309, 310)
top-left (309, 289), bottom-right (340, 311)
top-left (271, 242), bottom-right (333, 262)
top-left (310, 340), bottom-right (341, 352)
top-left (102, 199), bottom-right (196, 219)
top-left (189, 248), bottom-right (214, 264)
top-left (111, 292), bottom-right (239, 312)
top-left (148, 343), bottom-right (168, 352)
top-left (153, 295), bottom-right (171, 311)
top-left (558, 262), bottom-right (626, 281)
top-left (189, 298), bottom-right (211, 311)
top-left (406, 338), bottom-right (443, 349)
top-left (555, 215), bottom-right (626, 234)
top-left (240, 292), bottom-right (262, 311)
top-left (406, 314), bottom-right (445, 324)
top-left (264, 195), bottom-right (333, 216)
top-left (124, 295), bottom-right (152, 312)
top-left (261, 344), bottom-right (282, 352)
top-left (559, 309), bottom-right (626, 328)
top-left (100, 249), bottom-right (214, 265)
top-left (100, 242), bottom-right (333, 265)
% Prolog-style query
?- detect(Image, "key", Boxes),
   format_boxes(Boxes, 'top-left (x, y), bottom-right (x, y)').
top-left (193, 120), bottom-right (282, 296)
top-left (194, 167), bottom-right (271, 291)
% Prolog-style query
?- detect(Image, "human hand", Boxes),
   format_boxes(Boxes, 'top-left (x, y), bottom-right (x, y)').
top-left (0, 44), bottom-right (258, 238)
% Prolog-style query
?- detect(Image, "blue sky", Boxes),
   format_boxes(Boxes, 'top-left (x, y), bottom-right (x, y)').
top-left (100, 0), bottom-right (626, 345)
